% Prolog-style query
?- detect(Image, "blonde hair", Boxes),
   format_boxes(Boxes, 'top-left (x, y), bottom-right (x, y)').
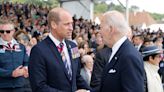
top-left (0, 18), bottom-right (13, 25)
top-left (0, 18), bottom-right (15, 29)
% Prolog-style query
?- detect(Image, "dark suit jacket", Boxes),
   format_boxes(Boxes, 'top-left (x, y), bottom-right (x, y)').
top-left (90, 47), bottom-right (111, 92)
top-left (100, 39), bottom-right (145, 92)
top-left (29, 37), bottom-right (90, 92)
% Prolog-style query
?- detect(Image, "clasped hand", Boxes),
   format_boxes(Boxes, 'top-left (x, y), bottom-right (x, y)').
top-left (12, 65), bottom-right (29, 78)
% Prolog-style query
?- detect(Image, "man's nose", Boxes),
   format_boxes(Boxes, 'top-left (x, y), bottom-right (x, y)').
top-left (69, 24), bottom-right (73, 31)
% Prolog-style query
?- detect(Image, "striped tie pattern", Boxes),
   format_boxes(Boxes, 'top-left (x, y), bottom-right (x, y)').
top-left (57, 43), bottom-right (72, 80)
top-left (7, 42), bottom-right (12, 50)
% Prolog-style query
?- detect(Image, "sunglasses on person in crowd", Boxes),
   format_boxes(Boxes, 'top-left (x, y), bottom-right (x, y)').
top-left (0, 30), bottom-right (12, 34)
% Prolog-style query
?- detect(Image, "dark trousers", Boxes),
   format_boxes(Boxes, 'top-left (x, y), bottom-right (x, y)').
top-left (0, 87), bottom-right (25, 92)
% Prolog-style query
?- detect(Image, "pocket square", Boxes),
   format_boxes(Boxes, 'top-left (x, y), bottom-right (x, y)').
top-left (108, 69), bottom-right (116, 73)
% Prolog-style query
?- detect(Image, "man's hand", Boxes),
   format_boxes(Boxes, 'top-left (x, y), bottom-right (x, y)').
top-left (12, 65), bottom-right (24, 78)
top-left (23, 66), bottom-right (29, 78)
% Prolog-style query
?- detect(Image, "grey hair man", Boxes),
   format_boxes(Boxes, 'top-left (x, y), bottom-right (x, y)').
top-left (99, 11), bottom-right (145, 92)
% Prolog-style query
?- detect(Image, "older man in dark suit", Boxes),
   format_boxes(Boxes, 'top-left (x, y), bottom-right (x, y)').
top-left (99, 10), bottom-right (145, 92)
top-left (29, 8), bottom-right (91, 92)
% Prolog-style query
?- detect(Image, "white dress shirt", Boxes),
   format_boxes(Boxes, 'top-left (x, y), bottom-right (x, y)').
top-left (0, 37), bottom-right (19, 47)
top-left (108, 36), bottom-right (127, 63)
top-left (49, 33), bottom-right (71, 68)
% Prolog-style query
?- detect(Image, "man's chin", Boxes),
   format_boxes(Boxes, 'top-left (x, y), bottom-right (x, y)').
top-left (66, 35), bottom-right (72, 39)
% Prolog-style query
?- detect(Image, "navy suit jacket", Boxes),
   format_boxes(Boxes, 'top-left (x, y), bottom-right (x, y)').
top-left (29, 37), bottom-right (90, 92)
top-left (100, 39), bottom-right (145, 92)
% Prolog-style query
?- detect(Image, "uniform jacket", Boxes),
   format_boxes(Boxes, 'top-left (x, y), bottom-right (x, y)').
top-left (0, 38), bottom-right (28, 88)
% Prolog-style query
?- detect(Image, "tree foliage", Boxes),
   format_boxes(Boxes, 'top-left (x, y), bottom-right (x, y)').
top-left (4, 0), bottom-right (59, 7)
top-left (150, 13), bottom-right (164, 21)
top-left (94, 2), bottom-right (125, 14)
top-left (94, 2), bottom-right (108, 14)
top-left (94, 2), bottom-right (164, 21)
top-left (130, 5), bottom-right (139, 12)
top-left (111, 4), bottom-right (124, 12)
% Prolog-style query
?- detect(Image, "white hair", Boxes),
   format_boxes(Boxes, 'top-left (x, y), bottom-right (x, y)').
top-left (103, 11), bottom-right (131, 35)
top-left (81, 55), bottom-right (93, 64)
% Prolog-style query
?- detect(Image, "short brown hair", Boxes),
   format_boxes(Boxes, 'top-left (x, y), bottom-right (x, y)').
top-left (47, 8), bottom-right (65, 28)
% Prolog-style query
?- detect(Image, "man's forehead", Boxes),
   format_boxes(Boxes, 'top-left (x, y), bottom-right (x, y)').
top-left (0, 24), bottom-right (14, 30)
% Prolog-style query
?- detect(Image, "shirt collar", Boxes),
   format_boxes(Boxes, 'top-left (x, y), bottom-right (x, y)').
top-left (0, 37), bottom-right (18, 46)
top-left (48, 33), bottom-right (65, 47)
top-left (112, 36), bottom-right (127, 53)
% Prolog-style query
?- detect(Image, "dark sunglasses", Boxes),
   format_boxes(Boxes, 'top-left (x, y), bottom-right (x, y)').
top-left (0, 30), bottom-right (12, 34)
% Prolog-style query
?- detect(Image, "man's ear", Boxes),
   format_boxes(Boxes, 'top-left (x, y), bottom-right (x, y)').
top-left (51, 21), bottom-right (57, 29)
top-left (110, 26), bottom-right (114, 33)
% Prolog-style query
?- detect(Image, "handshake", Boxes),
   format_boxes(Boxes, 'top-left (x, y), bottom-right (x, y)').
top-left (12, 65), bottom-right (29, 78)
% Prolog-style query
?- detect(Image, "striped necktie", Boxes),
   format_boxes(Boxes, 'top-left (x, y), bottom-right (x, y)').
top-left (7, 42), bottom-right (12, 50)
top-left (57, 43), bottom-right (72, 80)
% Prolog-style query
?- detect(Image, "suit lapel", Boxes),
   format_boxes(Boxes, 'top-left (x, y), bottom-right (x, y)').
top-left (105, 39), bottom-right (129, 71)
top-left (45, 37), bottom-right (63, 63)
top-left (45, 37), bottom-right (72, 82)
top-left (65, 40), bottom-right (75, 82)
top-left (105, 52), bottom-right (120, 72)
top-left (105, 48), bottom-right (112, 62)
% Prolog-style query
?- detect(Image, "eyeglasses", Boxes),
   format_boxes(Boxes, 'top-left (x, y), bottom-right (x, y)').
top-left (0, 30), bottom-right (12, 34)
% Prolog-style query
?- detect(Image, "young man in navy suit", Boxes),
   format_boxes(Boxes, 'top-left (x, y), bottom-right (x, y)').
top-left (29, 8), bottom-right (91, 92)
top-left (99, 11), bottom-right (145, 92)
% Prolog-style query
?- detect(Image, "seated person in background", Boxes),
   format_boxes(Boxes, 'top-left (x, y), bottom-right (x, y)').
top-left (81, 55), bottom-right (94, 85)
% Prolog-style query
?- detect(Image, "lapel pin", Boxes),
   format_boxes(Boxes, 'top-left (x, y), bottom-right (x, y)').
top-left (114, 57), bottom-right (117, 60)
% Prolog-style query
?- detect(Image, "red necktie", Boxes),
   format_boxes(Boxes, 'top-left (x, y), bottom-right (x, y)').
top-left (57, 43), bottom-right (64, 53)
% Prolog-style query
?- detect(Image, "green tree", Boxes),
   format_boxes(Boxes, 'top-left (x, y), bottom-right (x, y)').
top-left (94, 2), bottom-right (125, 14)
top-left (130, 5), bottom-right (139, 12)
top-left (94, 2), bottom-right (108, 14)
top-left (112, 4), bottom-right (125, 12)
top-left (150, 13), bottom-right (164, 21)
top-left (10, 0), bottom-right (59, 7)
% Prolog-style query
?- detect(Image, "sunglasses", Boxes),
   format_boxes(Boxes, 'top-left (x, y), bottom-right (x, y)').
top-left (0, 30), bottom-right (12, 34)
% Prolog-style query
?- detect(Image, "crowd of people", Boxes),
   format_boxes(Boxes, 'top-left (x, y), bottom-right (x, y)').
top-left (0, 2), bottom-right (164, 92)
